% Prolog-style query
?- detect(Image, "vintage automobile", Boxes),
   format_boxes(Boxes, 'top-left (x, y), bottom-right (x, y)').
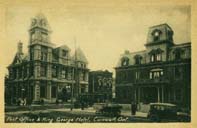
top-left (147, 103), bottom-right (190, 122)
top-left (93, 103), bottom-right (122, 116)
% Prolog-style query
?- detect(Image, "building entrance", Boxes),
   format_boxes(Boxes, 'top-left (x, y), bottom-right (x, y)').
top-left (141, 87), bottom-right (158, 104)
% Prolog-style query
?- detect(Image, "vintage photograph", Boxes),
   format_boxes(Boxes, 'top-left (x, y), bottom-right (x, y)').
top-left (2, 1), bottom-right (191, 123)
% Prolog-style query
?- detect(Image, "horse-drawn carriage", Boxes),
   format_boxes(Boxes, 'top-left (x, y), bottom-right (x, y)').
top-left (93, 103), bottom-right (122, 116)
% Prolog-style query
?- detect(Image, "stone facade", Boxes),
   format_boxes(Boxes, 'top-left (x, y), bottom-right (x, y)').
top-left (88, 70), bottom-right (113, 103)
top-left (115, 24), bottom-right (191, 109)
top-left (5, 13), bottom-right (89, 104)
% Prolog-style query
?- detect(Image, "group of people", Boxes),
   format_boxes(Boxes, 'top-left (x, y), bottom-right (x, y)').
top-left (17, 98), bottom-right (27, 106)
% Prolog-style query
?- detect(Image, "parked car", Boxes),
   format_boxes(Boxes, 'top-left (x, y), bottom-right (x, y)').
top-left (94, 103), bottom-right (122, 116)
top-left (147, 103), bottom-right (190, 122)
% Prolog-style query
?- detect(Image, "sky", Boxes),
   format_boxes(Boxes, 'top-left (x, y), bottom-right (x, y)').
top-left (0, 2), bottom-right (191, 76)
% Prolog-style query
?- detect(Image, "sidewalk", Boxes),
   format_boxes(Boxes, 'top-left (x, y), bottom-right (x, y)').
top-left (6, 105), bottom-right (148, 118)
top-left (121, 110), bottom-right (147, 117)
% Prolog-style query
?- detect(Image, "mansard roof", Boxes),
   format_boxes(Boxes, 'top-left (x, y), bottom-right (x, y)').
top-left (116, 50), bottom-right (146, 67)
top-left (56, 44), bottom-right (71, 51)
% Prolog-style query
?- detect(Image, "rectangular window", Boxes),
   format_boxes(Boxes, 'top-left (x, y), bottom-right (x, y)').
top-left (51, 86), bottom-right (57, 98)
top-left (62, 69), bottom-right (66, 79)
top-left (23, 66), bottom-right (27, 78)
top-left (83, 72), bottom-right (86, 81)
top-left (135, 71), bottom-right (140, 80)
top-left (151, 55), bottom-right (155, 62)
top-left (175, 67), bottom-right (182, 79)
top-left (41, 47), bottom-right (48, 61)
top-left (81, 86), bottom-right (85, 93)
top-left (18, 67), bottom-right (22, 78)
top-left (41, 63), bottom-right (47, 77)
top-left (150, 72), bottom-right (152, 79)
top-left (30, 50), bottom-right (34, 60)
top-left (52, 65), bottom-right (58, 78)
top-left (40, 86), bottom-right (46, 98)
top-left (30, 64), bottom-right (34, 77)
top-left (156, 54), bottom-right (161, 61)
top-left (150, 70), bottom-right (164, 79)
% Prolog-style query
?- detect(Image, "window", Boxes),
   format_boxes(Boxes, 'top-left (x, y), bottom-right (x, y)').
top-left (31, 32), bottom-right (35, 41)
top-left (61, 69), bottom-right (67, 79)
top-left (156, 53), bottom-right (161, 61)
top-left (23, 66), bottom-right (27, 77)
top-left (149, 69), bottom-right (164, 79)
top-left (62, 50), bottom-right (67, 57)
top-left (52, 65), bottom-right (58, 78)
top-left (13, 68), bottom-right (16, 79)
top-left (150, 72), bottom-right (152, 79)
top-left (175, 67), bottom-right (182, 79)
top-left (51, 86), bottom-right (57, 98)
top-left (30, 64), bottom-right (34, 77)
top-left (135, 71), bottom-right (140, 80)
top-left (121, 57), bottom-right (129, 66)
top-left (42, 32), bottom-right (48, 42)
top-left (41, 63), bottom-right (47, 77)
top-left (81, 86), bottom-right (86, 93)
top-left (83, 72), bottom-right (86, 81)
top-left (41, 47), bottom-right (48, 61)
top-left (18, 67), bottom-right (22, 78)
top-left (134, 55), bottom-right (142, 64)
top-left (149, 49), bottom-right (163, 62)
top-left (174, 50), bottom-right (181, 60)
top-left (151, 55), bottom-right (155, 62)
top-left (40, 86), bottom-right (46, 98)
top-left (30, 49), bottom-right (34, 60)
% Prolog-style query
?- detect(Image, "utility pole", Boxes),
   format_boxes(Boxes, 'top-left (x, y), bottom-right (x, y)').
top-left (70, 37), bottom-right (77, 111)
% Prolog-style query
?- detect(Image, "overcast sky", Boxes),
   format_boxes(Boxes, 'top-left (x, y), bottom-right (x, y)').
top-left (0, 3), bottom-right (191, 75)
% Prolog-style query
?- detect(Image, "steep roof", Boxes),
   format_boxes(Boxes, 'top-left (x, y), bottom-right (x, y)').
top-left (72, 47), bottom-right (88, 63)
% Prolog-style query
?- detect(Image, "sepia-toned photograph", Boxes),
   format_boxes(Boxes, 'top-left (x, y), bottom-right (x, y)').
top-left (0, 0), bottom-right (195, 126)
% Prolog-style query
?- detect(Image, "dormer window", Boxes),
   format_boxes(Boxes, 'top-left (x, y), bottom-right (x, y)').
top-left (121, 57), bottom-right (129, 66)
top-left (149, 48), bottom-right (163, 62)
top-left (134, 55), bottom-right (142, 65)
top-left (173, 48), bottom-right (182, 60)
top-left (62, 50), bottom-right (67, 57)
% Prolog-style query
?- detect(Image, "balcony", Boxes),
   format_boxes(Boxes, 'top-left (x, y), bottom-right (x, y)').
top-left (134, 77), bottom-right (169, 85)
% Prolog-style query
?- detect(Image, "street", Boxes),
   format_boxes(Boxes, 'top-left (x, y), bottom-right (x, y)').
top-left (5, 105), bottom-right (150, 123)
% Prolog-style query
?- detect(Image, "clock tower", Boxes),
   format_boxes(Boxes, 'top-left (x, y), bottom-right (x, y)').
top-left (145, 23), bottom-right (174, 62)
top-left (29, 13), bottom-right (51, 45)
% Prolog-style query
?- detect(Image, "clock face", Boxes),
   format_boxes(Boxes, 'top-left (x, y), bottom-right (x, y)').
top-left (154, 31), bottom-right (160, 37)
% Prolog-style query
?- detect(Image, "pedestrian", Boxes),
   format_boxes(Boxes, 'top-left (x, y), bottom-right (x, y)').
top-left (131, 102), bottom-right (137, 115)
top-left (81, 101), bottom-right (84, 110)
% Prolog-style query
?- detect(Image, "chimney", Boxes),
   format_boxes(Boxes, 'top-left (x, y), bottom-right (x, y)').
top-left (17, 41), bottom-right (23, 54)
